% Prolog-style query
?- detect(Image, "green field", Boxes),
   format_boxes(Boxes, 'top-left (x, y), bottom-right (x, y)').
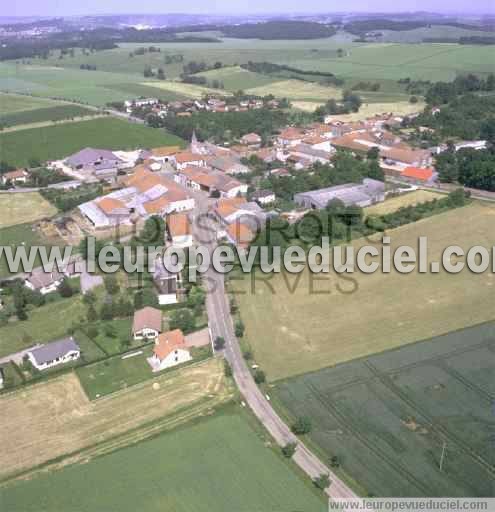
top-left (0, 92), bottom-right (63, 114)
top-left (76, 346), bottom-right (155, 399)
top-left (235, 203), bottom-right (495, 381)
top-left (0, 104), bottom-right (95, 128)
top-left (14, 40), bottom-right (495, 91)
top-left (0, 409), bottom-right (326, 512)
top-left (0, 117), bottom-right (184, 167)
top-left (196, 65), bottom-right (280, 91)
top-left (273, 322), bottom-right (495, 497)
top-left (0, 193), bottom-right (58, 228)
top-left (0, 294), bottom-right (87, 357)
top-left (0, 222), bottom-right (62, 278)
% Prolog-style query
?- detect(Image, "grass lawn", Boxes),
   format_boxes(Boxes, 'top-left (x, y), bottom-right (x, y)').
top-left (365, 190), bottom-right (445, 216)
top-left (0, 358), bottom-right (233, 482)
top-left (90, 317), bottom-right (133, 355)
top-left (0, 407), bottom-right (325, 512)
top-left (0, 222), bottom-right (61, 278)
top-left (272, 322), bottom-right (495, 497)
top-left (0, 192), bottom-right (58, 228)
top-left (0, 117), bottom-right (185, 167)
top-left (0, 104), bottom-right (95, 128)
top-left (234, 202), bottom-right (495, 381)
top-left (76, 347), bottom-right (154, 399)
top-left (0, 295), bottom-right (87, 358)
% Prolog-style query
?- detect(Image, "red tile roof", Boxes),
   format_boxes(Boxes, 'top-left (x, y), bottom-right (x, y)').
top-left (402, 167), bottom-right (434, 181)
top-left (153, 329), bottom-right (187, 360)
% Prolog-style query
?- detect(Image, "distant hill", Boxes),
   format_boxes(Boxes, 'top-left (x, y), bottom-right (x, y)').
top-left (221, 21), bottom-right (336, 40)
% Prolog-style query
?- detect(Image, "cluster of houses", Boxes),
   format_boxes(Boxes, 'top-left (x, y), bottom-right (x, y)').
top-left (21, 304), bottom-right (198, 374)
top-left (124, 96), bottom-right (280, 117)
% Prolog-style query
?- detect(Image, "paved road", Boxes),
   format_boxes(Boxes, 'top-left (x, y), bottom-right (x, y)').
top-left (191, 191), bottom-right (357, 500)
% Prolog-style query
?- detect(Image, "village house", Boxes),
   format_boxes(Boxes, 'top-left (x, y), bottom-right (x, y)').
top-left (225, 222), bottom-right (256, 251)
top-left (240, 132), bottom-right (262, 148)
top-left (174, 151), bottom-right (206, 171)
top-left (25, 267), bottom-right (64, 295)
top-left (294, 179), bottom-right (385, 209)
top-left (208, 156), bottom-right (250, 175)
top-left (153, 259), bottom-right (179, 305)
top-left (132, 307), bottom-right (162, 341)
top-left (290, 144), bottom-right (334, 165)
top-left (175, 166), bottom-right (247, 198)
top-left (149, 329), bottom-right (192, 372)
top-left (277, 127), bottom-right (304, 147)
top-left (167, 213), bottom-right (193, 248)
top-left (78, 168), bottom-right (194, 229)
top-left (28, 338), bottom-right (81, 371)
top-left (1, 168), bottom-right (30, 185)
top-left (149, 146), bottom-right (182, 165)
top-left (252, 189), bottom-right (276, 206)
top-left (400, 166), bottom-right (436, 184)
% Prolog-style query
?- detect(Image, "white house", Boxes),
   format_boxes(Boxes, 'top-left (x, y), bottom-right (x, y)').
top-left (167, 213), bottom-right (194, 248)
top-left (153, 260), bottom-right (179, 305)
top-left (25, 268), bottom-right (63, 295)
top-left (1, 168), bottom-right (29, 185)
top-left (149, 329), bottom-right (192, 372)
top-left (28, 338), bottom-right (80, 371)
top-left (175, 151), bottom-right (206, 171)
top-left (132, 307), bottom-right (162, 341)
top-left (252, 189), bottom-right (276, 206)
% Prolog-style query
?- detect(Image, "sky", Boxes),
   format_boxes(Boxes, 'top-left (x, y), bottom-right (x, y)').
top-left (4, 1), bottom-right (495, 17)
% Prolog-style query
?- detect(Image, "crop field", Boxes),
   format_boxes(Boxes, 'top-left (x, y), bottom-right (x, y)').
top-left (365, 190), bottom-right (445, 216)
top-left (0, 117), bottom-right (184, 167)
top-left (0, 358), bottom-right (233, 482)
top-left (235, 202), bottom-right (495, 381)
top-left (0, 104), bottom-right (95, 128)
top-left (0, 294), bottom-right (88, 357)
top-left (273, 322), bottom-right (495, 496)
top-left (246, 79), bottom-right (342, 102)
top-left (141, 80), bottom-right (232, 99)
top-left (0, 92), bottom-right (62, 114)
top-left (0, 407), bottom-right (325, 512)
top-left (196, 65), bottom-right (280, 91)
top-left (0, 193), bottom-right (58, 228)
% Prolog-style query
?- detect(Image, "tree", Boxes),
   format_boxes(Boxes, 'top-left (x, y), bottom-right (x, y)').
top-left (100, 301), bottom-right (114, 321)
top-left (281, 442), bottom-right (297, 458)
top-left (104, 323), bottom-right (117, 338)
top-left (58, 279), bottom-right (74, 298)
top-left (291, 416), bottom-right (312, 435)
top-left (253, 369), bottom-right (266, 384)
top-left (410, 95), bottom-right (419, 104)
top-left (169, 308), bottom-right (195, 333)
top-left (104, 274), bottom-right (120, 295)
top-left (214, 336), bottom-right (226, 350)
top-left (87, 304), bottom-right (98, 323)
top-left (337, 48), bottom-right (344, 58)
top-left (223, 360), bottom-right (232, 377)
top-left (330, 455), bottom-right (340, 468)
top-left (235, 320), bottom-right (245, 338)
top-left (157, 67), bottom-right (166, 80)
top-left (313, 474), bottom-right (331, 490)
top-left (134, 288), bottom-right (159, 309)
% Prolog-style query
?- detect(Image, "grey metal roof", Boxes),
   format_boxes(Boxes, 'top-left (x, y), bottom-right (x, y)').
top-left (29, 338), bottom-right (80, 365)
top-left (66, 148), bottom-right (122, 168)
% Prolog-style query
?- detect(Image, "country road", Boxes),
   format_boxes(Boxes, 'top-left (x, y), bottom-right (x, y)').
top-left (191, 191), bottom-right (358, 500)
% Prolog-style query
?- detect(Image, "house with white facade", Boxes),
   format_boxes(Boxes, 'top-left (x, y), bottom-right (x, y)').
top-left (25, 268), bottom-right (64, 295)
top-left (148, 329), bottom-right (192, 372)
top-left (167, 213), bottom-right (193, 248)
top-left (153, 259), bottom-right (179, 305)
top-left (132, 307), bottom-right (163, 341)
top-left (28, 338), bottom-right (80, 371)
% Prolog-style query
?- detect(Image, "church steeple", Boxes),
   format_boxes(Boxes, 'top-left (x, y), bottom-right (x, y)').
top-left (191, 129), bottom-right (200, 154)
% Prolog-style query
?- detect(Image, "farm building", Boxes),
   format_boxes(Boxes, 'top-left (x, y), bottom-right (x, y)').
top-left (1, 168), bottom-right (30, 185)
top-left (153, 259), bottom-right (179, 305)
top-left (28, 338), bottom-right (80, 371)
top-left (294, 179), bottom-right (385, 209)
top-left (78, 168), bottom-right (194, 229)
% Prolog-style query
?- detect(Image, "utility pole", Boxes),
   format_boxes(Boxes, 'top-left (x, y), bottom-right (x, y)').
top-left (439, 440), bottom-right (447, 472)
